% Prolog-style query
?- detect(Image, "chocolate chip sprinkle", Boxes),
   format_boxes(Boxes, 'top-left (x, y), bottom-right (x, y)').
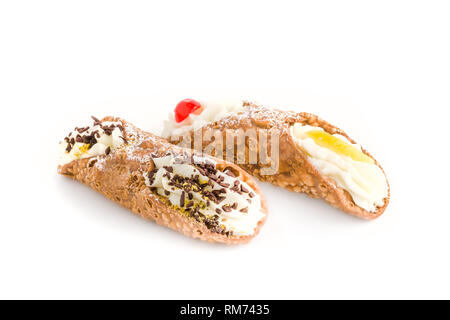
top-left (240, 185), bottom-right (249, 193)
top-left (148, 169), bottom-right (156, 179)
top-left (225, 170), bottom-right (235, 177)
top-left (180, 191), bottom-right (185, 207)
top-left (164, 166), bottom-right (174, 173)
top-left (105, 146), bottom-right (111, 155)
top-left (222, 205), bottom-right (232, 212)
top-left (88, 159), bottom-right (97, 167)
top-left (91, 116), bottom-right (101, 124)
top-left (76, 126), bottom-right (89, 134)
top-left (162, 172), bottom-right (171, 179)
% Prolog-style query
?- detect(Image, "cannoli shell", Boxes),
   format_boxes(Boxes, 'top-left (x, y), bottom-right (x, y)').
top-left (167, 102), bottom-right (390, 219)
top-left (58, 117), bottom-right (268, 244)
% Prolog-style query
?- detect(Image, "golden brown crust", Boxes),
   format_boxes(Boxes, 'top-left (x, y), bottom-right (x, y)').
top-left (58, 117), bottom-right (268, 244)
top-left (167, 102), bottom-right (390, 219)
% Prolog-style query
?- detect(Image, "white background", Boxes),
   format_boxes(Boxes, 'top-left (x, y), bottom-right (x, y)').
top-left (1, 0), bottom-right (449, 299)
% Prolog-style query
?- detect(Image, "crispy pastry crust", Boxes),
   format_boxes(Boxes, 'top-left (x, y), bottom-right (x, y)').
top-left (167, 102), bottom-right (390, 219)
top-left (58, 117), bottom-right (268, 244)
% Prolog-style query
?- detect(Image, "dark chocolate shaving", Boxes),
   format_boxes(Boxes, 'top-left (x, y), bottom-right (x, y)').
top-left (240, 185), bottom-right (249, 193)
top-left (164, 166), bottom-right (174, 173)
top-left (180, 191), bottom-right (185, 207)
top-left (225, 170), bottom-right (235, 177)
top-left (240, 207), bottom-right (249, 213)
top-left (222, 205), bottom-right (232, 212)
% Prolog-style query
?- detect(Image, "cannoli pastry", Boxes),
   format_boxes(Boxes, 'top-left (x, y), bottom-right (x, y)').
top-left (162, 99), bottom-right (390, 219)
top-left (58, 116), bottom-right (268, 244)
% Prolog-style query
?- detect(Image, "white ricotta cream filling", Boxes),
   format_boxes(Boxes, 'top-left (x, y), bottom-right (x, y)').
top-left (59, 121), bottom-right (125, 165)
top-left (144, 155), bottom-right (265, 236)
top-left (290, 124), bottom-right (388, 212)
top-left (162, 100), bottom-right (245, 138)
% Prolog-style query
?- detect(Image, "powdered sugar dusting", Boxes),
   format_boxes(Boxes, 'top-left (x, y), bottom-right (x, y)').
top-left (93, 156), bottom-right (106, 171)
top-left (86, 117), bottom-right (225, 172)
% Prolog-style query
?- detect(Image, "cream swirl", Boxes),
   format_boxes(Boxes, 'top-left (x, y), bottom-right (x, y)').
top-left (58, 118), bottom-right (125, 166)
top-left (290, 124), bottom-right (388, 212)
top-left (162, 100), bottom-right (245, 138)
top-left (144, 155), bottom-right (265, 236)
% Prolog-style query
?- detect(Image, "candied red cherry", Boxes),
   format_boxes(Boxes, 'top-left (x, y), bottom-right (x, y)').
top-left (174, 99), bottom-right (203, 123)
